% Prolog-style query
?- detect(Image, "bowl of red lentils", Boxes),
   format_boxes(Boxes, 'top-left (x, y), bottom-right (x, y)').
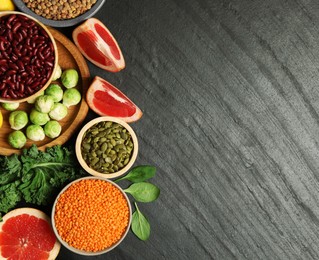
top-left (13, 0), bottom-right (106, 27)
top-left (0, 11), bottom-right (58, 103)
top-left (52, 177), bottom-right (132, 256)
top-left (75, 117), bottom-right (139, 179)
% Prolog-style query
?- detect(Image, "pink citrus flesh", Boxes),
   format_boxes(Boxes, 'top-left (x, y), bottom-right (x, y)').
top-left (73, 18), bottom-right (125, 72)
top-left (0, 208), bottom-right (60, 260)
top-left (86, 76), bottom-right (142, 123)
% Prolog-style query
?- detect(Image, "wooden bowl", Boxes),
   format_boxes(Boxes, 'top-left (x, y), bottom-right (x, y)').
top-left (51, 176), bottom-right (132, 256)
top-left (75, 117), bottom-right (139, 179)
top-left (0, 11), bottom-right (58, 103)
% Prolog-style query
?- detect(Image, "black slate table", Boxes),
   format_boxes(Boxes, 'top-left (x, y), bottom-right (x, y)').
top-left (55, 0), bottom-right (319, 259)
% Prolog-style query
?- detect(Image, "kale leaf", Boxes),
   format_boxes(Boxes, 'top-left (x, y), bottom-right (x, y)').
top-left (0, 145), bottom-right (86, 218)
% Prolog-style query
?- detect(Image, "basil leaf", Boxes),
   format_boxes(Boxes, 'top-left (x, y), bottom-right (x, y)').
top-left (131, 203), bottom-right (150, 241)
top-left (115, 165), bottom-right (156, 183)
top-left (124, 182), bottom-right (160, 202)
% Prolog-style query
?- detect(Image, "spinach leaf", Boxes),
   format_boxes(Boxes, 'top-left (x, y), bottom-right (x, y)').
top-left (131, 202), bottom-right (151, 241)
top-left (115, 165), bottom-right (156, 183)
top-left (124, 182), bottom-right (160, 202)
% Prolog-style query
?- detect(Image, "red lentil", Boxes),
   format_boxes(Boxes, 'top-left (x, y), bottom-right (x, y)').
top-left (54, 179), bottom-right (130, 252)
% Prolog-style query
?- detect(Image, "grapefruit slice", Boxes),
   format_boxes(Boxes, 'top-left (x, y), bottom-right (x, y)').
top-left (0, 208), bottom-right (60, 260)
top-left (72, 18), bottom-right (125, 72)
top-left (86, 76), bottom-right (142, 123)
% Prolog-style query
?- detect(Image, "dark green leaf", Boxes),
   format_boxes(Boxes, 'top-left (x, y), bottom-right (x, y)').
top-left (0, 181), bottom-right (22, 213)
top-left (115, 165), bottom-right (156, 183)
top-left (131, 203), bottom-right (150, 241)
top-left (124, 182), bottom-right (160, 202)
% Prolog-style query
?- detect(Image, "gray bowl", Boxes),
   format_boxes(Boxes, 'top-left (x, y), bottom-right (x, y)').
top-left (13, 0), bottom-right (105, 27)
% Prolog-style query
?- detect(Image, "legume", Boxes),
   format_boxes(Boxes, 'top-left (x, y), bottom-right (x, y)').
top-left (22, 0), bottom-right (98, 21)
top-left (54, 179), bottom-right (130, 252)
top-left (0, 14), bottom-right (55, 99)
top-left (81, 121), bottom-right (134, 174)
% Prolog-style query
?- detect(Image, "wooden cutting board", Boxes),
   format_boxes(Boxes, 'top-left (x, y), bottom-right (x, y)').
top-left (0, 28), bottom-right (90, 156)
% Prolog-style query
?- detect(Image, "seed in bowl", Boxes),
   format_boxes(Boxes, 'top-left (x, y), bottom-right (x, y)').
top-left (81, 121), bottom-right (134, 174)
top-left (0, 14), bottom-right (55, 99)
top-left (54, 179), bottom-right (130, 252)
top-left (23, 0), bottom-right (97, 21)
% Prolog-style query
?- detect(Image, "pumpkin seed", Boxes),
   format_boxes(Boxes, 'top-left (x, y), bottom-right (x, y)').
top-left (81, 121), bottom-right (134, 174)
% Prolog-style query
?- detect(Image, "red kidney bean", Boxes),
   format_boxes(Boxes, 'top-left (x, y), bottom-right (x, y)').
top-left (17, 60), bottom-right (24, 70)
top-left (9, 63), bottom-right (19, 70)
top-left (7, 15), bottom-right (16, 24)
top-left (7, 30), bottom-right (12, 41)
top-left (35, 59), bottom-right (41, 67)
top-left (22, 56), bottom-right (30, 63)
top-left (0, 14), bottom-right (55, 99)
top-left (20, 28), bottom-right (27, 38)
top-left (12, 22), bottom-right (21, 33)
top-left (8, 89), bottom-right (17, 98)
top-left (7, 70), bottom-right (16, 76)
top-left (0, 40), bottom-right (7, 51)
top-left (19, 82), bottom-right (24, 93)
top-left (2, 88), bottom-right (8, 98)
top-left (3, 52), bottom-right (9, 59)
top-left (38, 51), bottom-right (45, 60)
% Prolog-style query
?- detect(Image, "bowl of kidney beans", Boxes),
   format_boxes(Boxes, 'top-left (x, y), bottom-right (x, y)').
top-left (0, 11), bottom-right (58, 103)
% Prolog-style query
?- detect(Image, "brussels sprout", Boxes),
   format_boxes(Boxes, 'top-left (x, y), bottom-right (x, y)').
top-left (30, 109), bottom-right (50, 126)
top-left (26, 125), bottom-right (45, 141)
top-left (27, 91), bottom-right (44, 104)
top-left (44, 120), bottom-right (62, 138)
top-left (49, 103), bottom-right (68, 121)
top-left (35, 95), bottom-right (55, 113)
top-left (9, 111), bottom-right (28, 130)
top-left (8, 130), bottom-right (27, 149)
top-left (45, 84), bottom-right (63, 102)
top-left (2, 102), bottom-right (19, 111)
top-left (63, 88), bottom-right (81, 108)
top-left (52, 64), bottom-right (62, 81)
top-left (61, 69), bottom-right (79, 89)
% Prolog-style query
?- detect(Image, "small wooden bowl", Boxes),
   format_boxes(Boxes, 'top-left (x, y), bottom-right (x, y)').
top-left (0, 11), bottom-right (58, 103)
top-left (75, 117), bottom-right (139, 179)
top-left (51, 176), bottom-right (132, 256)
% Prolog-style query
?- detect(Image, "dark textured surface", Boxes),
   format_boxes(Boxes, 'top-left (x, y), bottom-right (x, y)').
top-left (56, 0), bottom-right (319, 259)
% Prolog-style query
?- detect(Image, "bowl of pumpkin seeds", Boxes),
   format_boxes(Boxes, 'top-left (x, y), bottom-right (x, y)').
top-left (75, 116), bottom-right (138, 179)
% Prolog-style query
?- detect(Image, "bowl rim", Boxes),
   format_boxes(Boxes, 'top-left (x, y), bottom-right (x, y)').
top-left (0, 11), bottom-right (58, 103)
top-left (75, 116), bottom-right (139, 179)
top-left (13, 0), bottom-right (106, 27)
top-left (51, 176), bottom-right (132, 256)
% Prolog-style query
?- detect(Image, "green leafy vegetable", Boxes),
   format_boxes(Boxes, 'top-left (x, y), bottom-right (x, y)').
top-left (0, 145), bottom-right (86, 219)
top-left (131, 202), bottom-right (151, 241)
top-left (115, 165), bottom-right (156, 183)
top-left (124, 182), bottom-right (160, 203)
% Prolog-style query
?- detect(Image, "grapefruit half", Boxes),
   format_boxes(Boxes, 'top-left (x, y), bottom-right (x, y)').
top-left (72, 18), bottom-right (125, 72)
top-left (87, 76), bottom-right (142, 123)
top-left (0, 208), bottom-right (60, 260)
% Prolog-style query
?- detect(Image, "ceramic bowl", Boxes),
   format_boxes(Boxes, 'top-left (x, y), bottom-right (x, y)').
top-left (13, 0), bottom-right (106, 27)
top-left (0, 11), bottom-right (58, 103)
top-left (75, 117), bottom-right (139, 179)
top-left (52, 176), bottom-right (132, 256)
